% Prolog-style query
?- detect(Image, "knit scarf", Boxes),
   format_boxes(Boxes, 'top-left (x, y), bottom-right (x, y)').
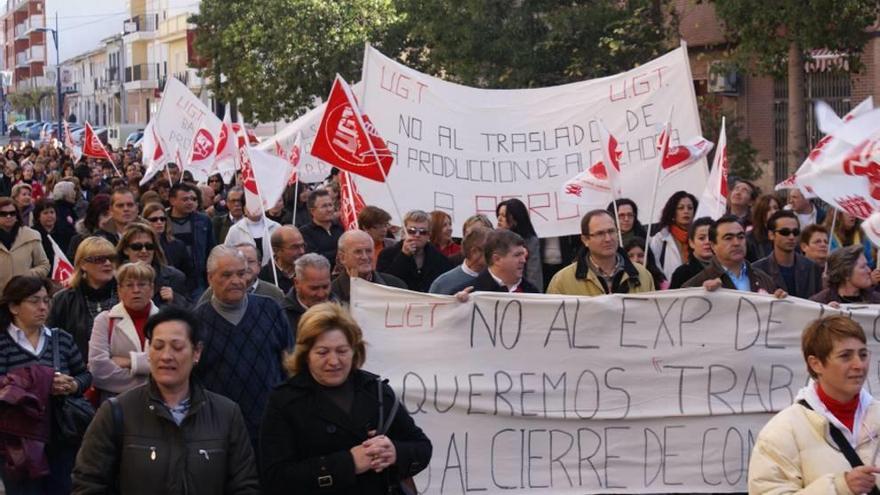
top-left (670, 224), bottom-right (690, 263)
top-left (816, 382), bottom-right (859, 431)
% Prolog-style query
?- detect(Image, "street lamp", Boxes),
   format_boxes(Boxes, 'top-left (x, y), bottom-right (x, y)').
top-left (35, 12), bottom-right (61, 141)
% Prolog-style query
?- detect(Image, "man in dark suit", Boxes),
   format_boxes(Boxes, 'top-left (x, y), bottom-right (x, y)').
top-left (471, 229), bottom-right (540, 293)
top-left (212, 186), bottom-right (244, 244)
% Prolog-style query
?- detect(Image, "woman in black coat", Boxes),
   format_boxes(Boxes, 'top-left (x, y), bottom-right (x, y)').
top-left (116, 222), bottom-right (189, 308)
top-left (260, 303), bottom-right (432, 495)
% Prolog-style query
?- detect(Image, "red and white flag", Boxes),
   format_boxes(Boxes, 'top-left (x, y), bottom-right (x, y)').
top-left (214, 112), bottom-right (238, 184)
top-left (776, 97), bottom-right (874, 196)
top-left (287, 132), bottom-right (302, 185)
top-left (694, 118), bottom-right (729, 220)
top-left (246, 146), bottom-right (295, 216)
top-left (62, 121), bottom-right (82, 163)
top-left (657, 131), bottom-right (713, 179)
top-left (560, 121), bottom-right (622, 203)
top-left (82, 122), bottom-right (119, 174)
top-left (48, 235), bottom-right (74, 285)
top-left (311, 74), bottom-right (393, 182)
top-left (339, 171), bottom-right (366, 230)
top-left (139, 120), bottom-right (167, 185)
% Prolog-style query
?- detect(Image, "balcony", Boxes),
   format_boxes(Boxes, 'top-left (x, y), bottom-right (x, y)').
top-left (123, 14), bottom-right (159, 43)
top-left (15, 51), bottom-right (27, 68)
top-left (13, 22), bottom-right (26, 39)
top-left (124, 63), bottom-right (159, 90)
top-left (25, 44), bottom-right (43, 63)
top-left (24, 15), bottom-right (43, 35)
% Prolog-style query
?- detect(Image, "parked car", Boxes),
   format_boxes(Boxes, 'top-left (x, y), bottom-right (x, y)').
top-left (70, 126), bottom-right (108, 147)
top-left (26, 122), bottom-right (45, 140)
top-left (8, 119), bottom-right (36, 136)
top-left (124, 130), bottom-right (144, 148)
top-left (108, 124), bottom-right (143, 149)
top-left (40, 122), bottom-right (60, 143)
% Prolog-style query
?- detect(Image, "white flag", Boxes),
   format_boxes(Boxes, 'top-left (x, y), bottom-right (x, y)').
top-left (139, 120), bottom-right (167, 186)
top-left (246, 146), bottom-right (295, 213)
top-left (48, 234), bottom-right (74, 285)
top-left (694, 118), bottom-right (728, 220)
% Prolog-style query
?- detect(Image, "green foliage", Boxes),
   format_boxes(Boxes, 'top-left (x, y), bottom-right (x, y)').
top-left (191, 0), bottom-right (401, 123)
top-left (191, 0), bottom-right (676, 120)
top-left (698, 95), bottom-right (761, 181)
top-left (8, 89), bottom-right (52, 117)
top-left (709, 0), bottom-right (880, 76)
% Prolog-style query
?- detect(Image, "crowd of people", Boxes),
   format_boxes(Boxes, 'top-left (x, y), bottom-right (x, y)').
top-left (0, 138), bottom-right (878, 493)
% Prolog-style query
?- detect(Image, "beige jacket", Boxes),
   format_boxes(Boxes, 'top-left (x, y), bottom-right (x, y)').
top-left (0, 226), bottom-right (49, 291)
top-left (748, 392), bottom-right (880, 494)
top-left (87, 302), bottom-right (159, 395)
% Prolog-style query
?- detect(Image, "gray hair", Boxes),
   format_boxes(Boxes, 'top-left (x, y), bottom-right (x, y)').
top-left (206, 244), bottom-right (246, 274)
top-left (825, 245), bottom-right (865, 288)
top-left (233, 241), bottom-right (258, 257)
top-left (403, 209), bottom-right (430, 227)
top-left (294, 252), bottom-right (331, 279)
top-left (53, 181), bottom-right (77, 203)
top-left (338, 229), bottom-right (372, 251)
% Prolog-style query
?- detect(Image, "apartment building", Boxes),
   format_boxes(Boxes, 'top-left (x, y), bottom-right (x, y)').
top-left (1, 0), bottom-right (47, 92)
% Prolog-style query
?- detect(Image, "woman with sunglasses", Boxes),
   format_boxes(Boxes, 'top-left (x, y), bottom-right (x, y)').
top-left (48, 237), bottom-right (119, 362)
top-left (141, 202), bottom-right (194, 285)
top-left (116, 222), bottom-right (189, 308)
top-left (0, 196), bottom-right (50, 293)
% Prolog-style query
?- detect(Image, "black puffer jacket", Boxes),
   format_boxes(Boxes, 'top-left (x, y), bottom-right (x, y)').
top-left (260, 369), bottom-right (432, 495)
top-left (71, 379), bottom-right (259, 495)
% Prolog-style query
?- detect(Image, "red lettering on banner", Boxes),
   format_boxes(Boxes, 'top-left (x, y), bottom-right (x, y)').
top-left (835, 195), bottom-right (874, 219)
top-left (379, 65), bottom-right (428, 104)
top-left (842, 139), bottom-right (880, 200)
top-left (527, 193), bottom-right (551, 222)
top-left (608, 66), bottom-right (668, 102)
top-left (554, 192), bottom-right (582, 221)
top-left (475, 193), bottom-right (582, 222)
top-left (384, 302), bottom-right (452, 329)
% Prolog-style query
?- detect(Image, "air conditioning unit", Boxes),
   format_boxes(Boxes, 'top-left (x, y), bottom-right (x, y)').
top-left (708, 61), bottom-right (740, 95)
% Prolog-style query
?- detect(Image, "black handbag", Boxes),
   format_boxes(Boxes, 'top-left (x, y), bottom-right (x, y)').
top-left (377, 378), bottom-right (417, 495)
top-left (51, 329), bottom-right (95, 445)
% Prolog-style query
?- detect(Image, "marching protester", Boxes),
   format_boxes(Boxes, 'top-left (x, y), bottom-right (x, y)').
top-left (0, 275), bottom-right (91, 494)
top-left (116, 222), bottom-right (189, 308)
top-left (800, 224), bottom-right (830, 267)
top-left (33, 198), bottom-right (74, 268)
top-left (682, 214), bottom-right (784, 296)
top-left (192, 245), bottom-right (292, 448)
top-left (260, 302), bottom-right (432, 494)
top-left (726, 178), bottom-right (757, 226)
top-left (786, 187), bottom-right (826, 227)
top-left (142, 201), bottom-right (194, 283)
top-left (547, 209), bottom-right (654, 296)
top-left (753, 210), bottom-right (823, 299)
top-left (357, 205), bottom-right (395, 266)
top-left (430, 226), bottom-right (490, 294)
top-left (67, 193), bottom-right (111, 259)
top-left (0, 196), bottom-right (50, 292)
top-left (259, 225), bottom-right (307, 293)
top-left (197, 242), bottom-right (285, 306)
top-left (224, 200), bottom-right (281, 267)
top-left (167, 183), bottom-right (215, 299)
top-left (332, 230), bottom-right (406, 305)
top-left (11, 183), bottom-right (34, 227)
top-left (624, 237), bottom-right (667, 290)
top-left (810, 245), bottom-right (880, 306)
top-left (377, 210), bottom-right (452, 292)
top-left (301, 189), bottom-right (344, 269)
top-left (745, 193), bottom-right (781, 262)
top-left (73, 307), bottom-right (260, 494)
top-left (468, 229), bottom-right (540, 293)
top-left (212, 186), bottom-right (245, 244)
top-left (429, 210), bottom-right (460, 258)
top-left (87, 262), bottom-right (158, 401)
top-left (748, 315), bottom-right (880, 494)
top-left (282, 252), bottom-right (337, 335)
top-left (648, 191), bottom-right (697, 280)
top-left (48, 237), bottom-right (119, 363)
top-left (496, 198), bottom-right (543, 291)
top-left (607, 198), bottom-right (647, 248)
top-left (95, 188), bottom-right (140, 246)
top-left (825, 211), bottom-right (875, 268)
top-left (669, 217), bottom-right (714, 289)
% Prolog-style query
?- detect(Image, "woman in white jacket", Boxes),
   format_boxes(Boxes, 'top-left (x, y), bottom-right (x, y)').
top-left (648, 191), bottom-right (697, 281)
top-left (748, 315), bottom-right (880, 495)
top-left (87, 262), bottom-right (159, 402)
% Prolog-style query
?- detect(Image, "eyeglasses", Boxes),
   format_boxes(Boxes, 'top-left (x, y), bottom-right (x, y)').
top-left (147, 216), bottom-right (166, 223)
top-left (406, 227), bottom-right (429, 236)
top-left (120, 281), bottom-right (152, 290)
top-left (0, 210), bottom-right (17, 218)
top-left (83, 254), bottom-right (116, 264)
top-left (23, 296), bottom-right (51, 305)
top-left (588, 228), bottom-right (618, 239)
top-left (128, 242), bottom-right (156, 252)
top-left (774, 228), bottom-right (801, 237)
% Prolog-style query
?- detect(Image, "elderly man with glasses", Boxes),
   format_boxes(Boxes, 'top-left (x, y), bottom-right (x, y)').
top-left (547, 209), bottom-right (655, 296)
top-left (377, 209), bottom-right (453, 292)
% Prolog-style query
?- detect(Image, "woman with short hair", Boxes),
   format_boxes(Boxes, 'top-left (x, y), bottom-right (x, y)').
top-left (429, 210), bottom-right (460, 258)
top-left (260, 302), bottom-right (432, 494)
top-left (87, 262), bottom-right (158, 401)
top-left (749, 315), bottom-right (880, 494)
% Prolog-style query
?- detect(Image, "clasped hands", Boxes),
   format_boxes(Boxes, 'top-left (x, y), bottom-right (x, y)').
top-left (351, 434), bottom-right (397, 474)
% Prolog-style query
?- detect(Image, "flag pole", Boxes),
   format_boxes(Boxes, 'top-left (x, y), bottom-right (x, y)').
top-left (644, 107), bottom-right (675, 256)
top-left (611, 197), bottom-right (624, 247)
top-left (342, 171), bottom-right (360, 229)
top-left (825, 209), bottom-right (838, 276)
top-left (291, 180), bottom-right (300, 226)
top-left (254, 172), bottom-right (280, 287)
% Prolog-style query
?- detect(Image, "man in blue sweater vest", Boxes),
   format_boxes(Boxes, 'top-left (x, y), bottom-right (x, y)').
top-left (193, 245), bottom-right (292, 448)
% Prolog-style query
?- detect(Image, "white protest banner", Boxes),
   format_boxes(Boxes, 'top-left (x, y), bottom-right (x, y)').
top-left (351, 280), bottom-right (880, 494)
top-left (354, 44), bottom-right (707, 237)
top-left (153, 77), bottom-right (223, 182)
top-left (256, 83), bottom-right (367, 184)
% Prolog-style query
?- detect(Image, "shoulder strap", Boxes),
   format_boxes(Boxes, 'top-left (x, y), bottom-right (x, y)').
top-left (51, 328), bottom-right (60, 371)
top-left (798, 399), bottom-right (880, 495)
top-left (377, 378), bottom-right (400, 436)
top-left (108, 397), bottom-right (123, 449)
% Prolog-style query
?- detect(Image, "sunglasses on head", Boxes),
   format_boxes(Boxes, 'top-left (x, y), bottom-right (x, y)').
top-left (83, 254), bottom-right (116, 264)
top-left (128, 242), bottom-right (156, 252)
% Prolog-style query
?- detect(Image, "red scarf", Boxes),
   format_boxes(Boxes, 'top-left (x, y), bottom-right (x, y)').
top-left (817, 383), bottom-right (859, 431)
top-left (670, 224), bottom-right (690, 263)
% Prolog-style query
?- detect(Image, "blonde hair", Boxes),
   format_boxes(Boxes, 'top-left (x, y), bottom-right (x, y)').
top-left (117, 221), bottom-right (167, 267)
top-left (116, 262), bottom-right (156, 287)
top-left (72, 237), bottom-right (117, 288)
top-left (284, 302), bottom-right (366, 376)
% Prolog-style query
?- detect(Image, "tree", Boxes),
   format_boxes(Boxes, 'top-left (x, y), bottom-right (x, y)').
top-left (708, 0), bottom-right (880, 176)
top-left (190, 0), bottom-right (402, 123)
top-left (7, 88), bottom-right (52, 119)
top-left (698, 95), bottom-right (760, 181)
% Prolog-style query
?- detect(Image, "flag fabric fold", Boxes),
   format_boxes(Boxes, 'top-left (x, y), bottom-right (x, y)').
top-left (48, 235), bottom-right (74, 285)
top-left (339, 171), bottom-right (366, 230)
top-left (82, 122), bottom-right (118, 174)
top-left (139, 121), bottom-right (167, 186)
top-left (560, 121), bottom-right (622, 204)
top-left (694, 118), bottom-right (728, 220)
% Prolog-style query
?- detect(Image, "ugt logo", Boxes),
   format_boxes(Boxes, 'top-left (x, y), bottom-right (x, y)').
top-left (842, 136), bottom-right (880, 200)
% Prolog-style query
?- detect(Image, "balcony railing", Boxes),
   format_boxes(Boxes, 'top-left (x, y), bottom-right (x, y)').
top-left (124, 13), bottom-right (159, 34)
top-left (13, 22), bottom-right (26, 38)
top-left (25, 15), bottom-right (43, 33)
top-left (125, 63), bottom-right (159, 83)
top-left (15, 51), bottom-right (27, 67)
top-left (25, 44), bottom-right (43, 62)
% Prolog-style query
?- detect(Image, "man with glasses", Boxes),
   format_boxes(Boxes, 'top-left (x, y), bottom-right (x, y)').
top-left (212, 186), bottom-right (245, 244)
top-left (300, 189), bottom-right (344, 269)
top-left (259, 225), bottom-right (306, 293)
top-left (684, 214), bottom-right (783, 296)
top-left (754, 210), bottom-right (822, 299)
top-left (547, 209), bottom-right (654, 296)
top-left (377, 209), bottom-right (452, 292)
top-left (168, 183), bottom-right (215, 299)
